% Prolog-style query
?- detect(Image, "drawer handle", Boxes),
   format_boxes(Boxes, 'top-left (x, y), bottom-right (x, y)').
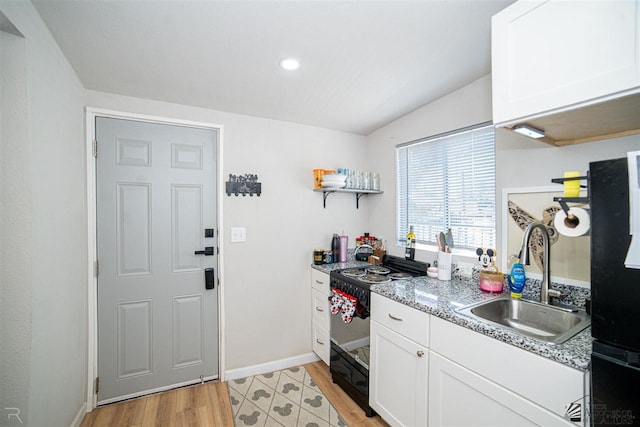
top-left (315, 307), bottom-right (324, 312)
top-left (316, 339), bottom-right (325, 345)
top-left (315, 280), bottom-right (324, 284)
top-left (388, 313), bottom-right (403, 321)
top-left (417, 350), bottom-right (424, 357)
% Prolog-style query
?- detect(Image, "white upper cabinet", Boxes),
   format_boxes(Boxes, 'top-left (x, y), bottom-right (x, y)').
top-left (492, 0), bottom-right (640, 145)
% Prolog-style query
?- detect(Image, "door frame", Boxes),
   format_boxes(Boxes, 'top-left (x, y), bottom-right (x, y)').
top-left (84, 107), bottom-right (226, 411)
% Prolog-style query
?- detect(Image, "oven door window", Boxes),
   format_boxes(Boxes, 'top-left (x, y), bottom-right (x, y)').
top-left (331, 314), bottom-right (370, 370)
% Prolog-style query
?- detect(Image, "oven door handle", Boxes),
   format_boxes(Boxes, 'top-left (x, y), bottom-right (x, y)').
top-left (388, 313), bottom-right (403, 321)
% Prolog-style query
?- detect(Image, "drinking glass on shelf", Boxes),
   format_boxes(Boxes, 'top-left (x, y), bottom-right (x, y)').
top-left (363, 171), bottom-right (370, 190)
top-left (372, 172), bottom-right (380, 191)
top-left (347, 170), bottom-right (354, 189)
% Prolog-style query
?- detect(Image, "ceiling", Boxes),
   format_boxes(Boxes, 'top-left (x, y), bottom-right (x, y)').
top-left (33, 0), bottom-right (514, 135)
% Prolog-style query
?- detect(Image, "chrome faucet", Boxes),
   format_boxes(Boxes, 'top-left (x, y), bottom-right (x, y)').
top-left (520, 221), bottom-right (561, 304)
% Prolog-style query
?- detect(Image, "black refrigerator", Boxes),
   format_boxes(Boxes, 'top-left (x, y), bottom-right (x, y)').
top-left (590, 156), bottom-right (640, 427)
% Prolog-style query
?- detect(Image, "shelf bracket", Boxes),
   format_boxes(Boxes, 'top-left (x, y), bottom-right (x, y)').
top-left (322, 190), bottom-right (334, 209)
top-left (315, 188), bottom-right (383, 209)
top-left (558, 200), bottom-right (571, 216)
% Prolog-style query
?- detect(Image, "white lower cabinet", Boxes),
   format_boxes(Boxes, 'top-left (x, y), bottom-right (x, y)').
top-left (370, 294), bottom-right (429, 427)
top-left (430, 316), bottom-right (584, 426)
top-left (368, 295), bottom-right (586, 427)
top-left (310, 269), bottom-right (330, 365)
top-left (311, 320), bottom-right (330, 365)
top-left (429, 351), bottom-right (572, 426)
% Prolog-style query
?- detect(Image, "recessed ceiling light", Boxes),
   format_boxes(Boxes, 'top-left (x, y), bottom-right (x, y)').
top-left (280, 58), bottom-right (300, 71)
top-left (513, 124), bottom-right (545, 139)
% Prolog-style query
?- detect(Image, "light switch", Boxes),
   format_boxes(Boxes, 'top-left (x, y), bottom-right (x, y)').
top-left (231, 227), bottom-right (247, 243)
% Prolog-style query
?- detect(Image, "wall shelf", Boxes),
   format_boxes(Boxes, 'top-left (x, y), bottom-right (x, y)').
top-left (314, 188), bottom-right (383, 209)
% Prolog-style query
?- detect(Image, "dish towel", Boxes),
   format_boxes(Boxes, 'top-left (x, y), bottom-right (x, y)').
top-left (330, 287), bottom-right (358, 323)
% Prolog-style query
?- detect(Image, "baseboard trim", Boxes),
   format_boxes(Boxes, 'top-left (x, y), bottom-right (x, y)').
top-left (70, 402), bottom-right (87, 427)
top-left (225, 353), bottom-right (320, 381)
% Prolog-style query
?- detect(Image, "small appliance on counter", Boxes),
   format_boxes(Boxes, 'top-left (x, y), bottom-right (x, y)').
top-left (355, 233), bottom-right (386, 261)
top-left (354, 244), bottom-right (373, 261)
top-left (589, 153), bottom-right (640, 426)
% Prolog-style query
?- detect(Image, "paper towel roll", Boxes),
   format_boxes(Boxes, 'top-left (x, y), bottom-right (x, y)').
top-left (555, 208), bottom-right (590, 237)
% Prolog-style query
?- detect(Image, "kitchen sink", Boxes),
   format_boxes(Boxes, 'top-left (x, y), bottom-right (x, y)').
top-left (457, 296), bottom-right (590, 344)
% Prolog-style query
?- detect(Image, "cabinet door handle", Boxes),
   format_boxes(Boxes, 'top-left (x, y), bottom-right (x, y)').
top-left (315, 307), bottom-right (324, 312)
top-left (388, 313), bottom-right (403, 321)
top-left (316, 339), bottom-right (325, 345)
top-left (417, 350), bottom-right (425, 357)
top-left (315, 280), bottom-right (324, 284)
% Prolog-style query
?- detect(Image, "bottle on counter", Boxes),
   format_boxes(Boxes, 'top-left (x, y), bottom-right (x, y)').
top-left (339, 235), bottom-right (348, 263)
top-left (405, 226), bottom-right (416, 260)
top-left (331, 233), bottom-right (340, 264)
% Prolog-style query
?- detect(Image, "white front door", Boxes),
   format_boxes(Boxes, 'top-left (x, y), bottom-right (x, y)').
top-left (96, 117), bottom-right (218, 403)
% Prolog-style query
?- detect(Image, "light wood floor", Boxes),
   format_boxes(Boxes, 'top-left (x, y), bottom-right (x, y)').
top-left (80, 361), bottom-right (388, 427)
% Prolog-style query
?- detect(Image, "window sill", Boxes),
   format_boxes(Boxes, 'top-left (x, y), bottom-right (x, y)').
top-left (397, 241), bottom-right (479, 261)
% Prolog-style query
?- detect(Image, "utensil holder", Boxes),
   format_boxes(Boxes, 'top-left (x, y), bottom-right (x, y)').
top-left (437, 251), bottom-right (452, 281)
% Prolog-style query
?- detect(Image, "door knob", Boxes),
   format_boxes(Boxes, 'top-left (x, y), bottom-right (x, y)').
top-left (195, 247), bottom-right (214, 256)
top-left (417, 350), bottom-right (424, 357)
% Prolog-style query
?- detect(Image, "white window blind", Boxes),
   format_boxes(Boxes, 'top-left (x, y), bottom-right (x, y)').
top-left (397, 123), bottom-right (496, 251)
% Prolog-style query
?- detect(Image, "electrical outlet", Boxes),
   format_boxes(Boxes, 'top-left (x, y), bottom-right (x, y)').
top-left (458, 261), bottom-right (474, 277)
top-left (231, 227), bottom-right (246, 243)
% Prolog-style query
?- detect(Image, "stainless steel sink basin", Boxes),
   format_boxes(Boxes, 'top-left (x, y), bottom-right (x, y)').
top-left (457, 296), bottom-right (590, 344)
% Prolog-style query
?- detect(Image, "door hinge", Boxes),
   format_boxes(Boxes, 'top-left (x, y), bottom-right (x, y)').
top-left (95, 377), bottom-right (99, 394)
top-left (95, 260), bottom-right (99, 278)
top-left (93, 140), bottom-right (98, 158)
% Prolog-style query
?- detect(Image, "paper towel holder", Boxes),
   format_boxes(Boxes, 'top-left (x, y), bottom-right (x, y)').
top-left (551, 172), bottom-right (590, 216)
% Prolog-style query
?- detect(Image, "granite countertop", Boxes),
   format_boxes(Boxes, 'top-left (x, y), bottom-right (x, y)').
top-left (311, 260), bottom-right (371, 274)
top-left (311, 263), bottom-right (591, 371)
top-left (369, 276), bottom-right (591, 371)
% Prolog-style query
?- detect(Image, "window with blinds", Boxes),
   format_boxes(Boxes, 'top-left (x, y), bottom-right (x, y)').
top-left (396, 122), bottom-right (496, 251)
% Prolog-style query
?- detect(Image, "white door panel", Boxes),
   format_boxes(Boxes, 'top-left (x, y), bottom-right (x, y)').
top-left (96, 117), bottom-right (218, 403)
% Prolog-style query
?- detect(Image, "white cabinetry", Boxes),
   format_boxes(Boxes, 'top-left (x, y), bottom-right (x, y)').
top-left (429, 316), bottom-right (585, 426)
top-left (370, 294), bottom-right (429, 427)
top-left (311, 269), bottom-right (330, 364)
top-left (429, 352), bottom-right (573, 426)
top-left (492, 0), bottom-right (640, 145)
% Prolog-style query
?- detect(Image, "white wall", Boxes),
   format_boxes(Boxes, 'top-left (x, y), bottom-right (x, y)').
top-left (495, 129), bottom-right (640, 273)
top-left (0, 2), bottom-right (87, 426)
top-left (1, 17), bottom-right (33, 427)
top-left (85, 90), bottom-right (368, 371)
top-left (366, 74), bottom-right (640, 271)
top-left (366, 75), bottom-right (493, 265)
